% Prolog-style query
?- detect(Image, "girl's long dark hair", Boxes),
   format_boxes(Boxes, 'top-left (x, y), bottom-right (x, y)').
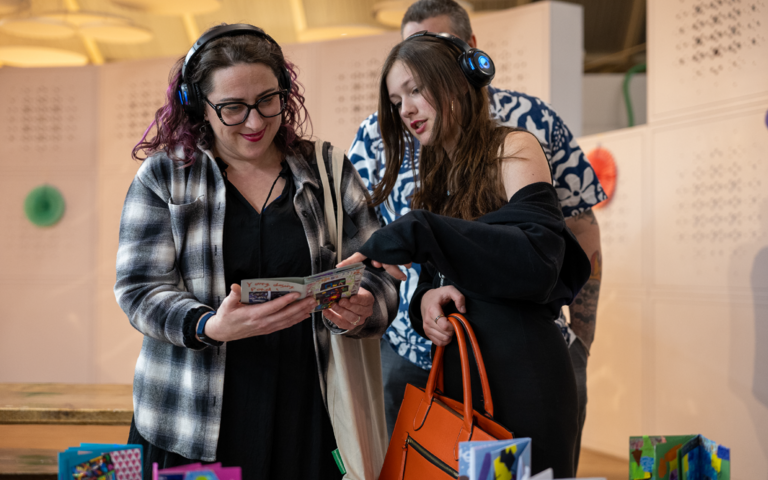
top-left (132, 25), bottom-right (312, 164)
top-left (373, 36), bottom-right (513, 220)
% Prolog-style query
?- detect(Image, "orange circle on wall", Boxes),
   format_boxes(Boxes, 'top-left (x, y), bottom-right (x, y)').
top-left (587, 147), bottom-right (617, 209)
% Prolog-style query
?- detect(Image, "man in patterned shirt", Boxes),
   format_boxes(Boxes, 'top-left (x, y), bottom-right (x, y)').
top-left (348, 0), bottom-right (605, 469)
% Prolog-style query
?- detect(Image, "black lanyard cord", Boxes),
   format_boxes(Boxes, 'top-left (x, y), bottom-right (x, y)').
top-left (257, 168), bottom-right (284, 279)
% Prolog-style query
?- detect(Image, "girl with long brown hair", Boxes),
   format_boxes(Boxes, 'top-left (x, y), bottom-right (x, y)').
top-left (339, 33), bottom-right (591, 477)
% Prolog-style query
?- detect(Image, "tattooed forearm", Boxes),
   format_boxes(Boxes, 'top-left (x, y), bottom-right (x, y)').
top-left (569, 250), bottom-right (601, 349)
top-left (569, 279), bottom-right (600, 349)
top-left (570, 209), bottom-right (598, 226)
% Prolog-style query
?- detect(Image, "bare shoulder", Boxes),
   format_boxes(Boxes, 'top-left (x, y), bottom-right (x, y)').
top-left (501, 130), bottom-right (546, 162)
top-left (499, 130), bottom-right (552, 199)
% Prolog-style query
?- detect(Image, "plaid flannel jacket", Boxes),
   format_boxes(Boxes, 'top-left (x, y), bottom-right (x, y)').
top-left (115, 141), bottom-right (399, 461)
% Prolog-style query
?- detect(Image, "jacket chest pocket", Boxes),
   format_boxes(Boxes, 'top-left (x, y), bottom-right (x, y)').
top-left (168, 197), bottom-right (207, 283)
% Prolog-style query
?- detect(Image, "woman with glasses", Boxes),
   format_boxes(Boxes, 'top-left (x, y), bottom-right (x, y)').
top-left (115, 24), bottom-right (398, 480)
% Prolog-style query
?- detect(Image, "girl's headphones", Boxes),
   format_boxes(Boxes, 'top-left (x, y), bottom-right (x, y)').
top-left (177, 24), bottom-right (292, 118)
top-left (405, 30), bottom-right (495, 89)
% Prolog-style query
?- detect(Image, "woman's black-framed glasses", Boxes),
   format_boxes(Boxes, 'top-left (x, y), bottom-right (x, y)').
top-left (205, 90), bottom-right (287, 126)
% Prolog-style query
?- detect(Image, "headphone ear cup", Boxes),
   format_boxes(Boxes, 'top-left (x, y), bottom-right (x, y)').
top-left (192, 83), bottom-right (205, 118)
top-left (178, 82), bottom-right (194, 115)
top-left (464, 48), bottom-right (495, 89)
top-left (456, 52), bottom-right (479, 88)
top-left (279, 67), bottom-right (292, 94)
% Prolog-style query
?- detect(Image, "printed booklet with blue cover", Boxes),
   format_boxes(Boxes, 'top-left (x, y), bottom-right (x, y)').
top-left (459, 438), bottom-right (531, 480)
top-left (240, 263), bottom-right (365, 312)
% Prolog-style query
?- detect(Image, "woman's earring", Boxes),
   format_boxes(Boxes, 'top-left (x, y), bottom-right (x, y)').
top-left (199, 121), bottom-right (210, 135)
top-left (451, 100), bottom-right (454, 113)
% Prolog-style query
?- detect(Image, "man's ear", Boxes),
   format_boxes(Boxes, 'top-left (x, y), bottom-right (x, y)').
top-left (468, 34), bottom-right (477, 49)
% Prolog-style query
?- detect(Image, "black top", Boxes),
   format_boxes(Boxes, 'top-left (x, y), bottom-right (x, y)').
top-left (129, 160), bottom-right (341, 480)
top-left (358, 182), bottom-right (591, 478)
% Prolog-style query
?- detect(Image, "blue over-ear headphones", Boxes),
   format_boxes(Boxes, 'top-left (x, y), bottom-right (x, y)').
top-left (178, 24), bottom-right (292, 118)
top-left (405, 30), bottom-right (495, 89)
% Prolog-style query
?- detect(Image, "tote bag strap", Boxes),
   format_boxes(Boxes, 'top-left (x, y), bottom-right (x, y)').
top-left (314, 140), bottom-right (345, 254)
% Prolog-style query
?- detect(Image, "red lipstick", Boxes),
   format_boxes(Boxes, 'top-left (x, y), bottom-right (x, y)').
top-left (241, 128), bottom-right (266, 142)
top-left (410, 119), bottom-right (427, 134)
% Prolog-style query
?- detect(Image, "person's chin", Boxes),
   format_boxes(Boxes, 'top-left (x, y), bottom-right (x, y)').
top-left (415, 132), bottom-right (433, 146)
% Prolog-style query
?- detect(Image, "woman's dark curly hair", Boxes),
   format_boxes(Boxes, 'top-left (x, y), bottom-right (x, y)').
top-left (132, 25), bottom-right (311, 164)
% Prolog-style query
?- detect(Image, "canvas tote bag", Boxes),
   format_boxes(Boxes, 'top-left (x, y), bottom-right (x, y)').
top-left (379, 313), bottom-right (513, 480)
top-left (315, 140), bottom-right (388, 480)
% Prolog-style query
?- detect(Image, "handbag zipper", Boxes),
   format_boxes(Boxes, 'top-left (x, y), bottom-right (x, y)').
top-left (406, 436), bottom-right (458, 478)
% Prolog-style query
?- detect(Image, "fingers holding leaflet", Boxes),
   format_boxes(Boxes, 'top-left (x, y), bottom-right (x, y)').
top-left (337, 252), bottom-right (367, 268)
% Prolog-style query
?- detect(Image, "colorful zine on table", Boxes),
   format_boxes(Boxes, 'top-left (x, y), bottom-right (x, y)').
top-left (240, 262), bottom-right (366, 312)
top-left (459, 437), bottom-right (531, 480)
top-left (629, 434), bottom-right (730, 480)
top-left (153, 462), bottom-right (241, 480)
top-left (58, 444), bottom-right (142, 480)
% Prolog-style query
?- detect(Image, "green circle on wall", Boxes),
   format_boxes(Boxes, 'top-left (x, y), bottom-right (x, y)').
top-left (24, 185), bottom-right (65, 227)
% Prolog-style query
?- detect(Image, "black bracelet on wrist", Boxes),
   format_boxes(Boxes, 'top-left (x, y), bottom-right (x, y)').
top-left (196, 311), bottom-right (223, 347)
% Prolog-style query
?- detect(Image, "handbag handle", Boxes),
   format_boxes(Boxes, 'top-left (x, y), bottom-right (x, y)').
top-left (422, 315), bottom-right (474, 437)
top-left (419, 314), bottom-right (494, 436)
top-left (434, 313), bottom-right (494, 417)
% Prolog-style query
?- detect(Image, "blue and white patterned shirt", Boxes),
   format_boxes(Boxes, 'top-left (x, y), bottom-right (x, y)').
top-left (348, 86), bottom-right (606, 370)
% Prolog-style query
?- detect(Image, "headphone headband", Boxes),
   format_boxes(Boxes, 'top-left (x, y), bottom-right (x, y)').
top-left (178, 24), bottom-right (291, 118)
top-left (181, 24), bottom-right (281, 81)
top-left (404, 30), bottom-right (495, 89)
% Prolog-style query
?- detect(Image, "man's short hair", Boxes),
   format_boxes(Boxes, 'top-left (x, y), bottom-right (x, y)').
top-left (401, 0), bottom-right (473, 43)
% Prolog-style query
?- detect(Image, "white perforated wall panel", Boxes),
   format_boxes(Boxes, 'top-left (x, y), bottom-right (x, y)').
top-left (284, 1), bottom-right (582, 152)
top-left (94, 58), bottom-right (175, 384)
top-left (472, 6), bottom-right (550, 103)
top-left (0, 67), bottom-right (98, 173)
top-left (648, 0), bottom-right (768, 122)
top-left (581, 298), bottom-right (645, 455)
top-left (577, 104), bottom-right (768, 475)
top-left (651, 106), bottom-right (768, 289)
top-left (294, 32), bottom-right (400, 151)
top-left (653, 301), bottom-right (768, 477)
top-left (577, 127), bottom-right (648, 287)
top-left (0, 67), bottom-right (98, 383)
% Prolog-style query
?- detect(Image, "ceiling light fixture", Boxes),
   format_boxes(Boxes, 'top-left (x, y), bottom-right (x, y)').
top-left (0, 11), bottom-right (152, 43)
top-left (109, 0), bottom-right (221, 16)
top-left (0, 45), bottom-right (88, 66)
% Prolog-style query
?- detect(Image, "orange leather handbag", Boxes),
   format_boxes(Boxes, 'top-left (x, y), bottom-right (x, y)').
top-left (379, 313), bottom-right (513, 479)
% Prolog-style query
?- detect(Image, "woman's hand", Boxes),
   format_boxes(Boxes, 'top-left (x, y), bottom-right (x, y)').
top-left (337, 252), bottom-right (410, 281)
top-left (202, 284), bottom-right (318, 342)
top-left (421, 286), bottom-right (466, 347)
top-left (322, 287), bottom-right (375, 331)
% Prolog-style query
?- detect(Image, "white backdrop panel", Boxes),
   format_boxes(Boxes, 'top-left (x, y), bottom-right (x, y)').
top-left (652, 105), bottom-right (768, 289)
top-left (648, 0), bottom-right (768, 122)
top-left (282, 41), bottom-right (321, 142)
top-left (94, 173), bottom-right (143, 384)
top-left (472, 4), bottom-right (549, 103)
top-left (292, 1), bottom-right (581, 152)
top-left (96, 59), bottom-right (172, 384)
top-left (98, 57), bottom-right (176, 174)
top-left (0, 282), bottom-right (93, 383)
top-left (0, 174), bottom-right (96, 280)
top-left (653, 300), bottom-right (768, 479)
top-left (578, 127), bottom-right (648, 288)
top-left (311, 32), bottom-right (400, 151)
top-left (582, 298), bottom-right (644, 457)
top-left (0, 66), bottom-right (98, 173)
